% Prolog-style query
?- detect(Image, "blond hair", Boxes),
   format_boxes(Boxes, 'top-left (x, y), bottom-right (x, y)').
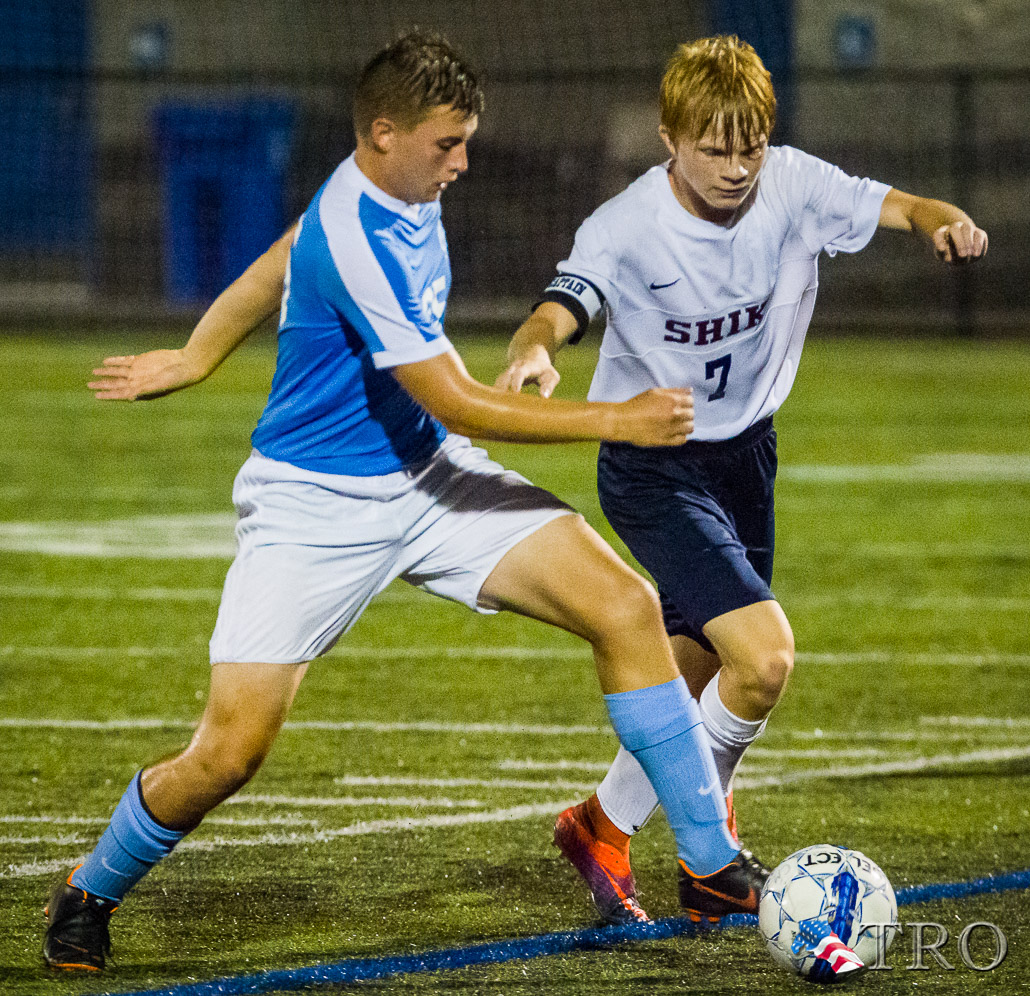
top-left (660, 35), bottom-right (776, 148)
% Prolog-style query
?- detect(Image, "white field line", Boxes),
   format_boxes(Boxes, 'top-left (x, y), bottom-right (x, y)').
top-left (782, 453), bottom-right (1030, 483)
top-left (6, 584), bottom-right (1029, 614)
top-left (735, 745), bottom-right (1030, 790)
top-left (1, 585), bottom-right (224, 603)
top-left (920, 715), bottom-right (1030, 729)
top-left (2, 717), bottom-right (1026, 743)
top-left (0, 585), bottom-right (417, 605)
top-left (0, 814), bottom-right (322, 828)
top-left (496, 759), bottom-right (614, 772)
top-left (496, 747), bottom-right (896, 771)
top-left (0, 835), bottom-right (92, 846)
top-left (0, 485), bottom-right (212, 499)
top-left (3, 502), bottom-right (1028, 560)
top-left (6, 538), bottom-right (1025, 561)
top-left (0, 717), bottom-right (613, 736)
top-left (0, 540), bottom-right (237, 559)
top-left (785, 729), bottom-right (1023, 742)
top-left (6, 539), bottom-right (1027, 562)
top-left (789, 594), bottom-right (1030, 612)
top-left (332, 775), bottom-right (597, 792)
top-left (3, 857), bottom-right (89, 879)
top-left (5, 645), bottom-right (1030, 667)
top-left (732, 746), bottom-right (894, 759)
top-left (798, 652), bottom-right (1030, 666)
top-left (7, 745), bottom-right (1029, 880)
top-left (846, 542), bottom-right (1030, 559)
top-left (222, 794), bottom-right (484, 809)
top-left (0, 645), bottom-right (592, 661)
top-left (0, 801), bottom-right (581, 879)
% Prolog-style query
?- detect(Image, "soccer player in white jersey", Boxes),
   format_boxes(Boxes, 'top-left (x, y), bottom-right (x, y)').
top-left (41, 31), bottom-right (774, 972)
top-left (498, 35), bottom-right (987, 925)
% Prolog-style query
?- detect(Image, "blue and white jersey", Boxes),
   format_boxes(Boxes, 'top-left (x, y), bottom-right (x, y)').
top-left (542, 146), bottom-right (890, 441)
top-left (251, 154), bottom-right (453, 475)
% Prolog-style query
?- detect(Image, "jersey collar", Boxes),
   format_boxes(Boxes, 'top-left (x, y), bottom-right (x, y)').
top-left (342, 153), bottom-right (429, 221)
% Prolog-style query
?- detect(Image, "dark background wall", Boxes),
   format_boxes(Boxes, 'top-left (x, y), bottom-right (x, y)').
top-left (0, 0), bottom-right (1026, 331)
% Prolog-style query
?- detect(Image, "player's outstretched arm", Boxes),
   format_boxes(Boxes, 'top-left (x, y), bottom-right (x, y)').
top-left (394, 348), bottom-right (693, 447)
top-left (878, 188), bottom-right (987, 264)
top-left (89, 223), bottom-right (298, 401)
top-left (495, 301), bottom-right (579, 397)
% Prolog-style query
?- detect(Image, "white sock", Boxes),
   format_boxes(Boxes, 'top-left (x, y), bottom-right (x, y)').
top-left (699, 671), bottom-right (767, 794)
top-left (595, 746), bottom-right (658, 836)
top-left (595, 672), bottom-right (768, 835)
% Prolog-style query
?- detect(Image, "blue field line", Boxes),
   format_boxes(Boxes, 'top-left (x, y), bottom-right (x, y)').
top-left (101, 868), bottom-right (1030, 996)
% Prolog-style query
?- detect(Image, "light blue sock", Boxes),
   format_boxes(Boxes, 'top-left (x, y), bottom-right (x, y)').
top-left (71, 771), bottom-right (186, 902)
top-left (605, 676), bottom-right (739, 875)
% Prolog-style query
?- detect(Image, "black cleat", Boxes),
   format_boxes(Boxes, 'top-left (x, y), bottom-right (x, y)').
top-left (42, 868), bottom-right (118, 972)
top-left (725, 790), bottom-right (772, 893)
top-left (739, 847), bottom-right (772, 891)
top-left (678, 852), bottom-right (760, 922)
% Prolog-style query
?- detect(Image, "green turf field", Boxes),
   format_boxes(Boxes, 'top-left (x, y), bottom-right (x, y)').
top-left (1, 329), bottom-right (1028, 995)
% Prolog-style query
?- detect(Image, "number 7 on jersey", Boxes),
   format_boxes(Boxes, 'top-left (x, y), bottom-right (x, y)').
top-left (705, 353), bottom-right (731, 401)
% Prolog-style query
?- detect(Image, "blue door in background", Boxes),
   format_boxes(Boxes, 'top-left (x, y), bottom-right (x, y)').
top-left (0, 0), bottom-right (92, 267)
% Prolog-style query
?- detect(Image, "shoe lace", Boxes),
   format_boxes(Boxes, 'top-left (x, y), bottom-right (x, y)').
top-left (619, 896), bottom-right (651, 923)
top-left (739, 848), bottom-right (769, 876)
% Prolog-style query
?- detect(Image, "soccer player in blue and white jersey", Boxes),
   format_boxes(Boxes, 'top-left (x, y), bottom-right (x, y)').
top-left (42, 31), bottom-right (766, 972)
top-left (498, 35), bottom-right (987, 925)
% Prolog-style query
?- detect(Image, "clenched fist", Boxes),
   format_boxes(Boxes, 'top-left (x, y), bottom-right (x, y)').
top-left (933, 220), bottom-right (987, 264)
top-left (613, 387), bottom-right (694, 447)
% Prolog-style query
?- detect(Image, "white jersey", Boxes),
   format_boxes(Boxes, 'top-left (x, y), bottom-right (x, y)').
top-left (542, 146), bottom-right (890, 441)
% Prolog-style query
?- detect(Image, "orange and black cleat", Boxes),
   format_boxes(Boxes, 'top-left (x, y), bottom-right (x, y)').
top-left (553, 803), bottom-right (652, 925)
top-left (678, 852), bottom-right (760, 923)
top-left (42, 867), bottom-right (118, 971)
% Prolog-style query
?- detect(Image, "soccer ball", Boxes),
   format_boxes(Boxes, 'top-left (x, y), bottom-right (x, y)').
top-left (759, 844), bottom-right (897, 982)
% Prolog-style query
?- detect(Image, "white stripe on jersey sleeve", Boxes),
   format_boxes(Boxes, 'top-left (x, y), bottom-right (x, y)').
top-left (318, 171), bottom-right (451, 370)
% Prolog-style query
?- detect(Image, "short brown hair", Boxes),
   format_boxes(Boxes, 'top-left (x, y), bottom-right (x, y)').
top-left (660, 35), bottom-right (776, 148)
top-left (353, 30), bottom-right (485, 137)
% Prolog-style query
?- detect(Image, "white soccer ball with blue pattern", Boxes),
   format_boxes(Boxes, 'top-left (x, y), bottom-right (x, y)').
top-left (759, 844), bottom-right (897, 981)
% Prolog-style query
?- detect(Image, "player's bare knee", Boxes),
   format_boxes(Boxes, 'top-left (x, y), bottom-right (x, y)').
top-left (760, 647), bottom-right (793, 698)
top-left (745, 643), bottom-right (794, 712)
top-left (588, 570), bottom-right (663, 647)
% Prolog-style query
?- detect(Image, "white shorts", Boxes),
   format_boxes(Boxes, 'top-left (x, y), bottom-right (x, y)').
top-left (209, 435), bottom-right (575, 664)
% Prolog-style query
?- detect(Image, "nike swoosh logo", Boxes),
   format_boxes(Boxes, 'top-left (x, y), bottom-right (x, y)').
top-left (698, 779), bottom-right (720, 796)
top-left (692, 881), bottom-right (758, 908)
top-left (649, 278), bottom-right (680, 290)
top-left (101, 856), bottom-right (132, 878)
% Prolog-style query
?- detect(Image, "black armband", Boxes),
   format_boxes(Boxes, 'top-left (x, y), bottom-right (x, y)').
top-left (532, 273), bottom-right (605, 345)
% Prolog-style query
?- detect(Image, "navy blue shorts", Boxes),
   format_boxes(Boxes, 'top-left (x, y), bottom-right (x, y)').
top-left (597, 417), bottom-right (777, 654)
